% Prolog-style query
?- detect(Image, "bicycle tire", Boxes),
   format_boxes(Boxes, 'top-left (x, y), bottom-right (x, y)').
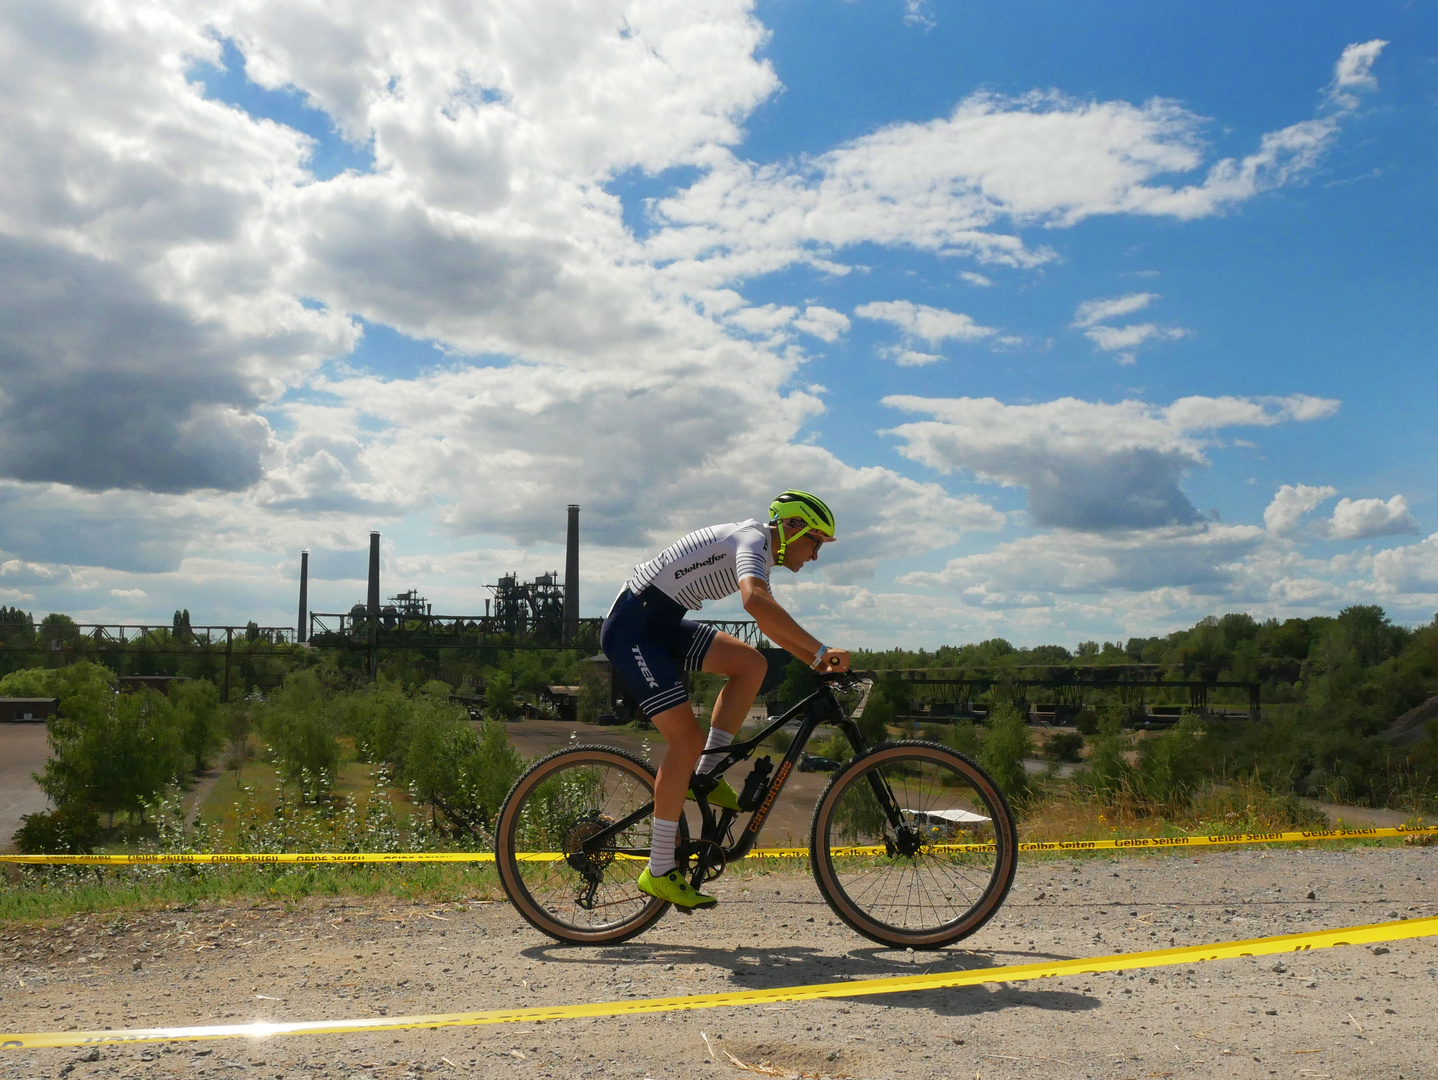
top-left (809, 740), bottom-right (1017, 949)
top-left (495, 744), bottom-right (681, 945)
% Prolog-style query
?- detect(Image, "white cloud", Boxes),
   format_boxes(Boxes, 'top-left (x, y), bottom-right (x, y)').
top-left (899, 524), bottom-right (1267, 600)
top-left (883, 393), bottom-right (1341, 531)
top-left (1264, 484), bottom-right (1337, 537)
top-left (726, 304), bottom-right (799, 335)
top-left (110, 588), bottom-right (149, 599)
top-left (855, 300), bottom-right (997, 345)
top-left (884, 348), bottom-right (945, 368)
top-left (1326, 495), bottom-right (1418, 541)
top-left (1374, 533), bottom-right (1438, 596)
top-left (1072, 292), bottom-right (1158, 328)
top-left (791, 305), bottom-right (851, 342)
top-left (1083, 322), bottom-right (1188, 352)
top-left (959, 271), bottom-right (992, 287)
top-left (1072, 292), bottom-right (1186, 358)
top-left (648, 41), bottom-right (1385, 287)
top-left (1330, 40), bottom-right (1388, 106)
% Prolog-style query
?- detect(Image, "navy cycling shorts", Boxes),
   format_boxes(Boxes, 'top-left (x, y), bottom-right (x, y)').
top-left (600, 586), bottom-right (718, 717)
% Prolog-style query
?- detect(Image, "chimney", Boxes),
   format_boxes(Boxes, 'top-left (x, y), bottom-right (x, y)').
top-left (297, 550), bottom-right (309, 643)
top-left (563, 505), bottom-right (580, 644)
top-left (367, 532), bottom-right (380, 677)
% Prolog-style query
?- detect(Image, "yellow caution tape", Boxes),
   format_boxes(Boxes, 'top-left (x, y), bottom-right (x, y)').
top-left (1, 823), bottom-right (1433, 866)
top-left (3, 915), bottom-right (1434, 1050)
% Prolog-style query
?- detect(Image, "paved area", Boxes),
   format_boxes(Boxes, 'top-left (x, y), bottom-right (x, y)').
top-left (0, 724), bottom-right (50, 851)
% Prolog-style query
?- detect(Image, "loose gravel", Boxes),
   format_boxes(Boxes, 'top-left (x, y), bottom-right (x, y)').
top-left (2, 846), bottom-right (1436, 1079)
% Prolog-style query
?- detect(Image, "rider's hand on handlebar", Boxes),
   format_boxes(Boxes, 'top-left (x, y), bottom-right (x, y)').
top-left (818, 647), bottom-right (850, 673)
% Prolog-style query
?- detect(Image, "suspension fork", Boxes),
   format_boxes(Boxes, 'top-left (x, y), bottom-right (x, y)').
top-left (835, 713), bottom-right (906, 831)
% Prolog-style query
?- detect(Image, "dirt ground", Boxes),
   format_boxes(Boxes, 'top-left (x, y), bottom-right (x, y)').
top-left (3, 847), bottom-right (1436, 1080)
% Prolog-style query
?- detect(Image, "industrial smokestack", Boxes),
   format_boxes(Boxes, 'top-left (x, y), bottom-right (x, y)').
top-left (367, 532), bottom-right (380, 677)
top-left (297, 550), bottom-right (309, 643)
top-left (563, 504), bottom-right (580, 644)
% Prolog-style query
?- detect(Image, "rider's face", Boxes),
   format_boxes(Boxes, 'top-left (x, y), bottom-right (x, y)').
top-left (784, 530), bottom-right (826, 571)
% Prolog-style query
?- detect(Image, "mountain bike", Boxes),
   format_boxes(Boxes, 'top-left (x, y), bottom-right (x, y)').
top-left (493, 674), bottom-right (1017, 949)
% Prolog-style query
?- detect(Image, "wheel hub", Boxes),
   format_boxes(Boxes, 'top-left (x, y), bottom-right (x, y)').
top-left (888, 822), bottom-right (924, 858)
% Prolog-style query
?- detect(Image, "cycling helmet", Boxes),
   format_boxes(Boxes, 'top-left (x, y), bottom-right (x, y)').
top-left (769, 489), bottom-right (837, 562)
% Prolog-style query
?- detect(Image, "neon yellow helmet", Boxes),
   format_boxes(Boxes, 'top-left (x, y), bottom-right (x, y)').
top-left (769, 489), bottom-right (837, 562)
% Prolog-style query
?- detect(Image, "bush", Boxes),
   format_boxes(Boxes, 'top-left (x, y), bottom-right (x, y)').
top-left (1135, 715), bottom-right (1206, 805)
top-left (1045, 731), bottom-right (1085, 763)
top-left (1072, 709), bottom-right (1100, 736)
top-left (12, 803), bottom-right (100, 854)
top-left (978, 704), bottom-right (1032, 801)
top-left (813, 730), bottom-right (854, 764)
top-left (857, 691), bottom-right (896, 747)
top-left (1079, 714), bottom-right (1133, 799)
top-left (940, 720), bottom-right (981, 759)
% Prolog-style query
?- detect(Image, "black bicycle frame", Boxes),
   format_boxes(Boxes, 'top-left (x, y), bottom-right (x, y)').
top-left (578, 677), bottom-right (900, 864)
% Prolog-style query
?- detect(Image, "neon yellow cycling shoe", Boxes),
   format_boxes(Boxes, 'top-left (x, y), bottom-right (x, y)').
top-left (637, 867), bottom-right (717, 909)
top-left (686, 776), bottom-right (741, 812)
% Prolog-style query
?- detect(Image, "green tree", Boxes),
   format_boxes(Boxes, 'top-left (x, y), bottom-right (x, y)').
top-left (260, 669), bottom-right (341, 798)
top-left (978, 704), bottom-right (1032, 802)
top-left (169, 678), bottom-right (223, 771)
top-left (404, 685), bottom-right (523, 838)
top-left (37, 689), bottom-right (186, 826)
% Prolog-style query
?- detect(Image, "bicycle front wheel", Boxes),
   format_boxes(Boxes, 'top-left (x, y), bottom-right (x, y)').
top-left (809, 741), bottom-right (1017, 949)
top-left (495, 745), bottom-right (679, 945)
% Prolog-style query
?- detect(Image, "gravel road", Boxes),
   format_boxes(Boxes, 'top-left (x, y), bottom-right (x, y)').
top-left (3, 847), bottom-right (1436, 1079)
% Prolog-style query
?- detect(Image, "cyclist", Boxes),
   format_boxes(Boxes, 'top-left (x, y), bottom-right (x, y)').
top-left (600, 490), bottom-right (851, 910)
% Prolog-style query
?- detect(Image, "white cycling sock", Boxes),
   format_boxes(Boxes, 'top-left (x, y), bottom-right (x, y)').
top-left (648, 817), bottom-right (679, 876)
top-left (697, 727), bottom-right (735, 775)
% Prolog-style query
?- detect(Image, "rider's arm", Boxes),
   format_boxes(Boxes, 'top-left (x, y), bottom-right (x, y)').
top-left (739, 577), bottom-right (849, 671)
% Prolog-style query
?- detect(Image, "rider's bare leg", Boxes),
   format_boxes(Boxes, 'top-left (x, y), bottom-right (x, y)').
top-left (648, 701), bottom-right (704, 824)
top-left (702, 633), bottom-right (768, 738)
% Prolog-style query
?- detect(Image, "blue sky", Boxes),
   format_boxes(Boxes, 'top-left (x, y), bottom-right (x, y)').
top-left (0, 1), bottom-right (1434, 648)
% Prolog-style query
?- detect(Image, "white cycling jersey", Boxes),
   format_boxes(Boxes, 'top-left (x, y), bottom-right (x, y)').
top-left (626, 519), bottom-right (773, 610)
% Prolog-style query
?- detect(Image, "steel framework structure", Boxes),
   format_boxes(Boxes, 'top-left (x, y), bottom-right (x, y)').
top-left (308, 611), bottom-right (766, 652)
top-left (867, 667), bottom-right (1262, 719)
top-left (0, 624), bottom-right (298, 702)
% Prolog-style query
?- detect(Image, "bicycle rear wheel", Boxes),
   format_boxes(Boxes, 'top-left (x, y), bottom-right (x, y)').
top-left (495, 745), bottom-right (679, 945)
top-left (809, 740), bottom-right (1017, 949)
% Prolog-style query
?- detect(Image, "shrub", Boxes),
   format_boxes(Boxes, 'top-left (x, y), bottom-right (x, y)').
top-left (12, 803), bottom-right (100, 854)
top-left (1045, 731), bottom-right (1085, 763)
top-left (857, 691), bottom-right (896, 747)
top-left (1135, 715), bottom-right (1206, 805)
top-left (1072, 709), bottom-right (1100, 736)
top-left (1079, 714), bottom-right (1133, 799)
top-left (978, 704), bottom-right (1032, 801)
top-left (813, 730), bottom-right (854, 764)
top-left (940, 720), bottom-right (981, 759)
